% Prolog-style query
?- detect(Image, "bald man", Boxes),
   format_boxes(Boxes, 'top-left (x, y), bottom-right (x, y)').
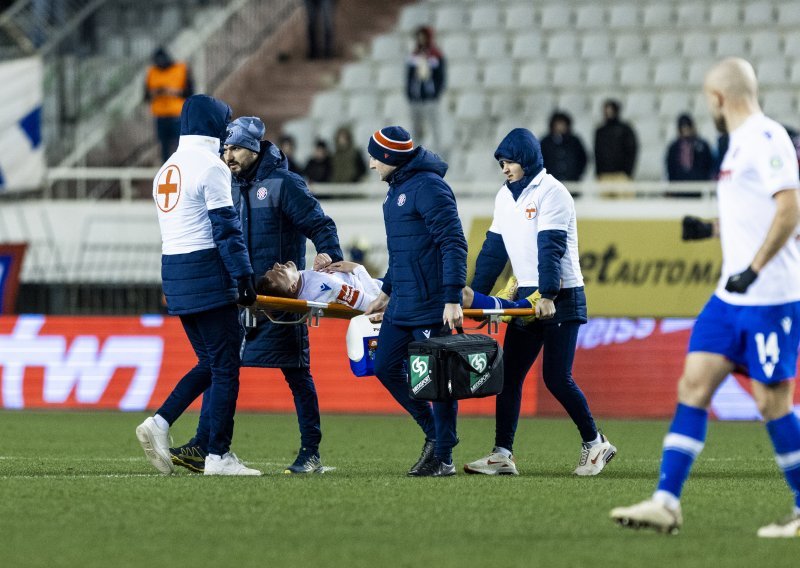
top-left (611, 58), bottom-right (800, 537)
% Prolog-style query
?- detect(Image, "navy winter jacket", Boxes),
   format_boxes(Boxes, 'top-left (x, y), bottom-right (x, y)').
top-left (161, 95), bottom-right (252, 315)
top-left (381, 148), bottom-right (467, 326)
top-left (234, 140), bottom-right (342, 368)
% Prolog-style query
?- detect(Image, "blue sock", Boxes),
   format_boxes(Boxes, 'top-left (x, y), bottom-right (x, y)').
top-left (654, 403), bottom-right (707, 504)
top-left (470, 291), bottom-right (516, 310)
top-left (766, 412), bottom-right (800, 509)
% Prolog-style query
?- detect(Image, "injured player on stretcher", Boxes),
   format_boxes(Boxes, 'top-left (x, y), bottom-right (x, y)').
top-left (255, 260), bottom-right (540, 316)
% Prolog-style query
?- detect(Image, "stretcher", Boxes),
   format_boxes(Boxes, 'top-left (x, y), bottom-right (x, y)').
top-left (251, 295), bottom-right (535, 335)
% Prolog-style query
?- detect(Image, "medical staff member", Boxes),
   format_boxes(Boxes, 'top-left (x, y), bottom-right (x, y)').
top-left (465, 128), bottom-right (614, 477)
top-left (136, 95), bottom-right (260, 477)
top-left (364, 126), bottom-right (467, 477)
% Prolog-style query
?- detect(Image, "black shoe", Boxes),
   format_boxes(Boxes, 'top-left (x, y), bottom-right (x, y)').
top-left (407, 440), bottom-right (436, 476)
top-left (412, 457), bottom-right (456, 477)
top-left (284, 447), bottom-right (323, 474)
top-left (169, 442), bottom-right (207, 473)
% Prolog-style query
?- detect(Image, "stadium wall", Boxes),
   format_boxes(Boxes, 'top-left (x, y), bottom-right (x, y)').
top-left (1, 314), bottom-right (797, 420)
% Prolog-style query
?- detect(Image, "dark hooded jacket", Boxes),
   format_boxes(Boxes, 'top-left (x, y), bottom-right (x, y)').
top-left (472, 128), bottom-right (586, 324)
top-left (234, 139), bottom-right (342, 368)
top-left (406, 27), bottom-right (446, 102)
top-left (380, 148), bottom-right (467, 326)
top-left (160, 95), bottom-right (253, 315)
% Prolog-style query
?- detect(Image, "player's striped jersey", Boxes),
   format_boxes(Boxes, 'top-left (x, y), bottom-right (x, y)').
top-left (297, 265), bottom-right (383, 311)
top-left (716, 113), bottom-right (800, 306)
top-left (153, 135), bottom-right (234, 255)
top-left (488, 169), bottom-right (584, 288)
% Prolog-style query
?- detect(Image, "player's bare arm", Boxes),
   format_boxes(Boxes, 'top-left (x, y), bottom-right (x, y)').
top-left (321, 260), bottom-right (360, 273)
top-left (751, 189), bottom-right (800, 272)
top-left (364, 291), bottom-right (389, 322)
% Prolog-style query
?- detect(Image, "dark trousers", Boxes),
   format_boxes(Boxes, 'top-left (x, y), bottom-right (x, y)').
top-left (193, 366), bottom-right (322, 453)
top-left (496, 320), bottom-right (597, 452)
top-left (373, 320), bottom-right (458, 460)
top-left (155, 116), bottom-right (181, 163)
top-left (304, 0), bottom-right (335, 58)
top-left (156, 304), bottom-right (241, 456)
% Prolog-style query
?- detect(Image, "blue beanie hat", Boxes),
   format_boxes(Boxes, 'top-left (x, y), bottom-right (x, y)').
top-left (367, 126), bottom-right (414, 166)
top-left (225, 116), bottom-right (265, 153)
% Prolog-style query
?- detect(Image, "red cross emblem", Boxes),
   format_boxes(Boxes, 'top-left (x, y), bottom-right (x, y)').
top-left (156, 165), bottom-right (181, 212)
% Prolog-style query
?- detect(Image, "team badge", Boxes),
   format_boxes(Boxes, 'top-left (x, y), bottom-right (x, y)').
top-left (525, 202), bottom-right (537, 220)
top-left (256, 187), bottom-right (268, 200)
top-left (397, 193), bottom-right (406, 206)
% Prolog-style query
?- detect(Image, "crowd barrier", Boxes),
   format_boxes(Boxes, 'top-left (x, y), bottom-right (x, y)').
top-left (2, 314), bottom-right (796, 420)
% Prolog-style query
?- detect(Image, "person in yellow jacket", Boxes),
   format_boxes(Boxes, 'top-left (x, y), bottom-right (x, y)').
top-left (145, 47), bottom-right (194, 162)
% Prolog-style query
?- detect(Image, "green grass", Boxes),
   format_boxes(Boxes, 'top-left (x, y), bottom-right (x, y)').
top-left (0, 411), bottom-right (797, 567)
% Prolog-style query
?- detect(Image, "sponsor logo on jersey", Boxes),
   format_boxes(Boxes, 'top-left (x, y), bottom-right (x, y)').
top-left (320, 283), bottom-right (332, 292)
top-left (336, 284), bottom-right (361, 307)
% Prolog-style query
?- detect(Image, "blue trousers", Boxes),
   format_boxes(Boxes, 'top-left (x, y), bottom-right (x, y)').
top-left (192, 366), bottom-right (322, 453)
top-left (156, 304), bottom-right (241, 456)
top-left (373, 320), bottom-right (458, 459)
top-left (496, 320), bottom-right (597, 451)
top-left (155, 116), bottom-right (180, 163)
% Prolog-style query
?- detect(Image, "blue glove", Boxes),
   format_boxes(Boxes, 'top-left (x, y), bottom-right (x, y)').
top-left (725, 266), bottom-right (758, 294)
top-left (237, 276), bottom-right (257, 306)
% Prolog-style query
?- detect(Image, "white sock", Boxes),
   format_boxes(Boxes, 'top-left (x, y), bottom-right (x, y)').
top-left (652, 490), bottom-right (681, 512)
top-left (208, 453), bottom-right (222, 461)
top-left (494, 446), bottom-right (512, 458)
top-left (585, 433), bottom-right (603, 447)
top-left (153, 414), bottom-right (169, 431)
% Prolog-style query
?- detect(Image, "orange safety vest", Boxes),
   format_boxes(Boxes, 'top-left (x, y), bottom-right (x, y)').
top-left (146, 62), bottom-right (188, 118)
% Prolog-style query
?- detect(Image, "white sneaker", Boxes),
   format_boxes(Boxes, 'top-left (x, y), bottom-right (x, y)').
top-left (204, 452), bottom-right (262, 476)
top-left (610, 499), bottom-right (683, 535)
top-left (757, 513), bottom-right (800, 538)
top-left (135, 417), bottom-right (174, 474)
top-left (573, 434), bottom-right (617, 476)
top-left (463, 450), bottom-right (519, 475)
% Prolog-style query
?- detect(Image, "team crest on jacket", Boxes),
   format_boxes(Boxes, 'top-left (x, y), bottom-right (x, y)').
top-left (256, 187), bottom-right (267, 200)
top-left (525, 202), bottom-right (537, 220)
top-left (397, 193), bottom-right (406, 206)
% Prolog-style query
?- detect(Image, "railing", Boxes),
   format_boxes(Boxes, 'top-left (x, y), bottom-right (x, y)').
top-left (0, 0), bottom-right (105, 57)
top-left (45, 167), bottom-right (718, 201)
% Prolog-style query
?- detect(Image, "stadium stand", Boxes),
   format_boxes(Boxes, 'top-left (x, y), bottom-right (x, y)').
top-left (282, 0), bottom-right (799, 181)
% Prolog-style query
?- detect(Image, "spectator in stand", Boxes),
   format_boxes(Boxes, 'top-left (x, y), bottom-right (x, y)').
top-left (594, 99), bottom-right (638, 181)
top-left (331, 126), bottom-right (367, 183)
top-left (406, 26), bottom-right (446, 151)
top-left (665, 114), bottom-right (715, 182)
top-left (304, 139), bottom-right (332, 183)
top-left (145, 47), bottom-right (194, 163)
top-left (540, 111), bottom-right (588, 183)
top-left (304, 0), bottom-right (335, 59)
top-left (278, 134), bottom-right (302, 175)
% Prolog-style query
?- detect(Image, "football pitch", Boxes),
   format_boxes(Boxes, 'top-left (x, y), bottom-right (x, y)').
top-left (1, 411), bottom-right (797, 568)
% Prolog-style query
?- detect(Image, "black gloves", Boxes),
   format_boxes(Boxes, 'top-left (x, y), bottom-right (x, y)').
top-left (237, 275), bottom-right (257, 306)
top-left (682, 216), bottom-right (714, 240)
top-left (725, 266), bottom-right (758, 294)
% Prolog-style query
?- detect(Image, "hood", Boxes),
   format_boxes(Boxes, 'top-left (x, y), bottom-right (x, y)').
top-left (388, 147), bottom-right (448, 186)
top-left (251, 140), bottom-right (289, 180)
top-left (180, 94), bottom-right (232, 140)
top-left (494, 128), bottom-right (544, 178)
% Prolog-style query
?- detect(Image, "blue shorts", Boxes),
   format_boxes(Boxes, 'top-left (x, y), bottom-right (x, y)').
top-left (689, 295), bottom-right (800, 384)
